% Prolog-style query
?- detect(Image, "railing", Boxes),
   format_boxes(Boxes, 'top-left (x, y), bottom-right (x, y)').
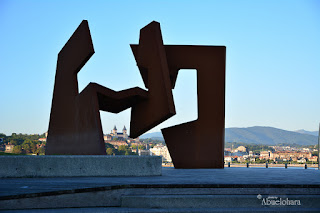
top-left (225, 162), bottom-right (318, 169)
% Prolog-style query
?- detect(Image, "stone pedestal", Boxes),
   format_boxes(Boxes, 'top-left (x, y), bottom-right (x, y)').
top-left (0, 156), bottom-right (162, 178)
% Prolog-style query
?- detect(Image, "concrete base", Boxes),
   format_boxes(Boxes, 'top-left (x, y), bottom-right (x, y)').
top-left (1, 168), bottom-right (320, 211)
top-left (0, 156), bottom-right (162, 178)
top-left (1, 185), bottom-right (320, 211)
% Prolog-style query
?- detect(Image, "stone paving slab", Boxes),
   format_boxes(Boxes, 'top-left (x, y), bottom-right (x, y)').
top-left (0, 167), bottom-right (319, 197)
top-left (2, 207), bottom-right (320, 213)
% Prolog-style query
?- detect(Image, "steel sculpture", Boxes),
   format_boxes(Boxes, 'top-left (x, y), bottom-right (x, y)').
top-left (46, 20), bottom-right (226, 169)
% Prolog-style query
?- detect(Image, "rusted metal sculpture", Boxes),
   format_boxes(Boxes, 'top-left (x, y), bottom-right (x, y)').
top-left (161, 46), bottom-right (225, 168)
top-left (130, 22), bottom-right (176, 138)
top-left (46, 20), bottom-right (226, 169)
top-left (45, 21), bottom-right (148, 155)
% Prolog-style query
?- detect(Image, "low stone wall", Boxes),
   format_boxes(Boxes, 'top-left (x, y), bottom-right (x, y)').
top-left (0, 155), bottom-right (162, 178)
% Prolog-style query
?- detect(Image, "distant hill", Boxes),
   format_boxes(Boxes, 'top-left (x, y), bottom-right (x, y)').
top-left (294, 129), bottom-right (318, 137)
top-left (140, 132), bottom-right (164, 141)
top-left (226, 126), bottom-right (317, 145)
top-left (140, 126), bottom-right (318, 145)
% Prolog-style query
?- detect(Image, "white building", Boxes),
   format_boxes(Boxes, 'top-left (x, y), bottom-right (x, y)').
top-left (138, 149), bottom-right (151, 156)
top-left (297, 158), bottom-right (307, 163)
top-left (150, 144), bottom-right (172, 162)
top-left (236, 146), bottom-right (247, 152)
top-left (224, 156), bottom-right (233, 162)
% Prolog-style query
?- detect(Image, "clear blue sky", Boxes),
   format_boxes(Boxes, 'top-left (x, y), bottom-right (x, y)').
top-left (0, 0), bottom-right (319, 136)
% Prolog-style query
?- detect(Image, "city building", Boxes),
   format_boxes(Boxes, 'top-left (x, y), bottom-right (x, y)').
top-left (249, 157), bottom-right (256, 162)
top-left (309, 156), bottom-right (318, 162)
top-left (297, 158), bottom-right (307, 163)
top-left (224, 156), bottom-right (234, 162)
top-left (5, 144), bottom-right (14, 153)
top-left (269, 151), bottom-right (312, 162)
top-left (104, 135), bottom-right (112, 141)
top-left (260, 151), bottom-right (270, 159)
top-left (38, 138), bottom-right (46, 142)
top-left (107, 126), bottom-right (128, 140)
top-left (150, 144), bottom-right (172, 162)
top-left (106, 141), bottom-right (128, 148)
top-left (128, 141), bottom-right (143, 147)
top-left (223, 145), bottom-right (317, 164)
top-left (104, 125), bottom-right (140, 142)
top-left (232, 150), bottom-right (247, 156)
top-left (237, 156), bottom-right (245, 163)
top-left (236, 146), bottom-right (247, 153)
top-left (138, 149), bottom-right (151, 156)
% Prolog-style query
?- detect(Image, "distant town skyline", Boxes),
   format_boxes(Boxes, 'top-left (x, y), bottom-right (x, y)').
top-left (0, 1), bottom-right (319, 135)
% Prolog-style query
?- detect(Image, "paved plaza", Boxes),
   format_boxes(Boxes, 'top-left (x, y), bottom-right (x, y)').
top-left (1, 167), bottom-right (319, 198)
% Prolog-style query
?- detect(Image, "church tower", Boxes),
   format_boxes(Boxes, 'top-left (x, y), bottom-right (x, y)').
top-left (123, 126), bottom-right (128, 139)
top-left (112, 125), bottom-right (117, 135)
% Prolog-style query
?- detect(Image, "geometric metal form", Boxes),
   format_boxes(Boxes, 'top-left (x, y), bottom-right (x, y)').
top-left (46, 21), bottom-right (148, 155)
top-left (130, 21), bottom-right (176, 138)
top-left (161, 45), bottom-right (226, 168)
top-left (46, 20), bottom-right (226, 169)
top-left (132, 45), bottom-right (226, 168)
top-left (131, 24), bottom-right (226, 168)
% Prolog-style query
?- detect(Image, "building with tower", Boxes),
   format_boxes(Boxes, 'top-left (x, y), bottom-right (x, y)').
top-left (104, 125), bottom-right (139, 143)
top-left (104, 126), bottom-right (128, 141)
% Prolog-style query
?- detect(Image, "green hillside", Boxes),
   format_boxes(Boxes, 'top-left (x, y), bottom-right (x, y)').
top-left (225, 126), bottom-right (318, 145)
top-left (141, 126), bottom-right (318, 145)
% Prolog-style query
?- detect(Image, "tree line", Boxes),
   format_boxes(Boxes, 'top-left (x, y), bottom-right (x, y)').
top-left (225, 142), bottom-right (275, 153)
top-left (105, 143), bottom-right (138, 156)
top-left (0, 133), bottom-right (46, 155)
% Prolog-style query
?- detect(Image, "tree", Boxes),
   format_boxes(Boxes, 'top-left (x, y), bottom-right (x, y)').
top-left (22, 139), bottom-right (35, 154)
top-left (105, 143), bottom-right (115, 149)
top-left (138, 145), bottom-right (145, 150)
top-left (39, 133), bottom-right (46, 138)
top-left (9, 140), bottom-right (19, 146)
top-left (131, 144), bottom-right (137, 150)
top-left (37, 147), bottom-right (45, 155)
top-left (12, 145), bottom-right (23, 154)
top-left (0, 133), bottom-right (6, 144)
top-left (31, 143), bottom-right (37, 153)
top-left (118, 145), bottom-right (127, 151)
top-left (106, 148), bottom-right (114, 155)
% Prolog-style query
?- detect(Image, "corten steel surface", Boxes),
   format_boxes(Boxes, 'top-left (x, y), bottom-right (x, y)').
top-left (161, 46), bottom-right (226, 168)
top-left (46, 20), bottom-right (226, 168)
top-left (131, 24), bottom-right (226, 168)
top-left (130, 21), bottom-right (176, 138)
top-left (46, 20), bottom-right (148, 155)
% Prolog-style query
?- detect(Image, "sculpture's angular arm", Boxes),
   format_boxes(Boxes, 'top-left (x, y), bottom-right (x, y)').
top-left (79, 83), bottom-right (148, 113)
